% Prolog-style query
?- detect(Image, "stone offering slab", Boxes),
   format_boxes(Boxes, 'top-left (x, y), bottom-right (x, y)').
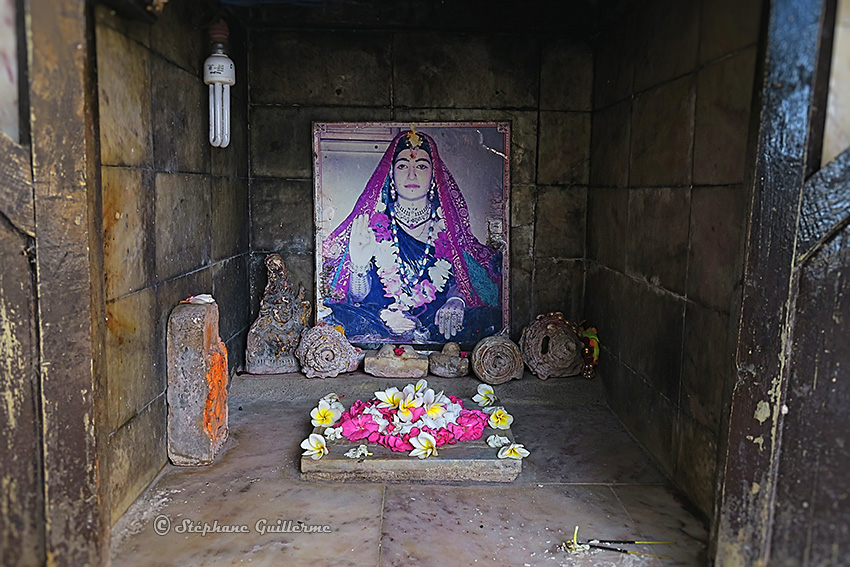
top-left (300, 401), bottom-right (522, 483)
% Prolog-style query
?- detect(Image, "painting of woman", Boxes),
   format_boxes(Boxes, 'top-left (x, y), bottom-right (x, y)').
top-left (318, 127), bottom-right (506, 345)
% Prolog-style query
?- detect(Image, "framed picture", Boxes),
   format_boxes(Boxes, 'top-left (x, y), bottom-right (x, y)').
top-left (313, 121), bottom-right (510, 348)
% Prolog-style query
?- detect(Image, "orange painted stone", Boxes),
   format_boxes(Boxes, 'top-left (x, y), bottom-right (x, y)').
top-left (167, 301), bottom-right (229, 465)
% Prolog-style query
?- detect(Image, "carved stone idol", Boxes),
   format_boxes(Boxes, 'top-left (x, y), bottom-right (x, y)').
top-left (471, 332), bottom-right (523, 385)
top-left (364, 344), bottom-right (429, 379)
top-left (296, 324), bottom-right (362, 378)
top-left (519, 312), bottom-right (584, 380)
top-left (428, 342), bottom-right (469, 378)
top-left (245, 254), bottom-right (311, 374)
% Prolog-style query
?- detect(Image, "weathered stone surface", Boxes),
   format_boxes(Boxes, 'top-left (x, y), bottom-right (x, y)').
top-left (538, 111), bottom-right (590, 185)
top-left (96, 23), bottom-right (152, 167)
top-left (693, 47), bottom-right (757, 186)
top-left (250, 31), bottom-right (392, 106)
top-left (363, 344), bottom-right (428, 379)
top-left (151, 57), bottom-right (208, 174)
top-left (108, 395), bottom-right (166, 520)
top-left (534, 186), bottom-right (586, 259)
top-left (629, 75), bottom-right (696, 187)
top-left (393, 34), bottom-right (539, 110)
top-left (246, 254), bottom-right (311, 374)
top-left (540, 40), bottom-right (592, 111)
top-left (102, 166), bottom-right (154, 300)
top-left (154, 172), bottom-right (211, 281)
top-left (471, 335), bottom-right (523, 385)
top-left (296, 324), bottom-right (362, 378)
top-left (428, 343), bottom-right (469, 378)
top-left (626, 187), bottom-right (690, 295)
top-left (166, 302), bottom-right (229, 465)
top-left (519, 313), bottom-right (584, 380)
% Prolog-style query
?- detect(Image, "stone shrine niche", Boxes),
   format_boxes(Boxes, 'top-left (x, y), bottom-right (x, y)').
top-left (245, 253), bottom-right (311, 374)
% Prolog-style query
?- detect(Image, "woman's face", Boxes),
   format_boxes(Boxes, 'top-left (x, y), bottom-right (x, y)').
top-left (393, 148), bottom-right (433, 202)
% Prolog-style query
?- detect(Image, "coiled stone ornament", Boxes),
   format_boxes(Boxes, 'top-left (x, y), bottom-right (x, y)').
top-left (295, 324), bottom-right (362, 378)
top-left (519, 312), bottom-right (583, 380)
top-left (471, 332), bottom-right (523, 385)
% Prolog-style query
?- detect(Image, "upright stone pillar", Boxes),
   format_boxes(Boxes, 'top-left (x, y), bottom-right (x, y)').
top-left (167, 301), bottom-right (229, 465)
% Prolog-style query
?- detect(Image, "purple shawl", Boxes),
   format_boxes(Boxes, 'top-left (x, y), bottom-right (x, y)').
top-left (322, 130), bottom-right (499, 307)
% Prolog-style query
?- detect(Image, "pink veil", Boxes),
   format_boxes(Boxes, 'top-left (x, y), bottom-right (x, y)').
top-left (321, 130), bottom-right (499, 307)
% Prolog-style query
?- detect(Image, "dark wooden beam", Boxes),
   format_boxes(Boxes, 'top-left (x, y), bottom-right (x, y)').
top-left (27, 0), bottom-right (107, 563)
top-left (715, 0), bottom-right (828, 565)
top-left (0, 135), bottom-right (34, 236)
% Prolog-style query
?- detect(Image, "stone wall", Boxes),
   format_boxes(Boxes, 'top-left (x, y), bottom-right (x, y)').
top-left (586, 0), bottom-right (763, 518)
top-left (247, 30), bottom-right (593, 336)
top-left (95, 2), bottom-right (250, 522)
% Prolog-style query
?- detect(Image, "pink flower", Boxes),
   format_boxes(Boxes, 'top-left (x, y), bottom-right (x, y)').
top-left (407, 407), bottom-right (426, 423)
top-left (340, 414), bottom-right (379, 441)
top-left (432, 427), bottom-right (456, 446)
top-left (448, 395), bottom-right (464, 406)
top-left (434, 231), bottom-right (451, 260)
top-left (348, 399), bottom-right (374, 416)
top-left (393, 346), bottom-right (405, 356)
top-left (369, 213), bottom-right (392, 242)
top-left (447, 409), bottom-right (487, 442)
top-left (377, 434), bottom-right (414, 452)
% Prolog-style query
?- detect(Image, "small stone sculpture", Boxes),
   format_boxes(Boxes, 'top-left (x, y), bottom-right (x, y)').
top-left (519, 312), bottom-right (584, 380)
top-left (245, 254), bottom-right (311, 374)
top-left (428, 342), bottom-right (469, 378)
top-left (471, 331), bottom-right (523, 385)
top-left (296, 323), bottom-right (362, 378)
top-left (364, 344), bottom-right (429, 378)
top-left (167, 300), bottom-right (228, 466)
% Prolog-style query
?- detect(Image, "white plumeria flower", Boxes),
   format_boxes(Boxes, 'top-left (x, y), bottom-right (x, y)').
top-left (320, 392), bottom-right (346, 413)
top-left (323, 426), bottom-right (342, 441)
top-left (397, 391), bottom-right (423, 422)
top-left (481, 405), bottom-right (503, 414)
top-left (375, 386), bottom-right (403, 409)
top-left (409, 432), bottom-right (438, 459)
top-left (414, 379), bottom-right (428, 393)
top-left (300, 434), bottom-right (328, 460)
top-left (421, 389), bottom-right (446, 419)
top-left (363, 406), bottom-right (390, 433)
top-left (310, 400), bottom-right (341, 427)
top-left (498, 443), bottom-right (530, 460)
top-left (473, 383), bottom-right (498, 407)
top-left (402, 383), bottom-right (416, 399)
top-left (344, 445), bottom-right (371, 459)
top-left (488, 407), bottom-right (514, 430)
top-left (486, 434), bottom-right (511, 448)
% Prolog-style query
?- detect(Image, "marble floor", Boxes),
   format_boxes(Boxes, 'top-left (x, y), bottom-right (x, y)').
top-left (111, 373), bottom-right (708, 566)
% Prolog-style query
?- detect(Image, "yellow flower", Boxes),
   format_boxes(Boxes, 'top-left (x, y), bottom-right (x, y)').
top-left (375, 386), bottom-right (403, 409)
top-left (488, 407), bottom-right (514, 430)
top-left (397, 392), bottom-right (423, 422)
top-left (422, 389), bottom-right (446, 419)
top-left (310, 400), bottom-right (341, 427)
top-left (300, 434), bottom-right (328, 460)
top-left (473, 384), bottom-right (497, 407)
top-left (497, 443), bottom-right (529, 460)
top-left (409, 432), bottom-right (438, 459)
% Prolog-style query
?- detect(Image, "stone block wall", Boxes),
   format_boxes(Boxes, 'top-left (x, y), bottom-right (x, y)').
top-left (95, 2), bottom-right (250, 522)
top-left (586, 0), bottom-right (763, 519)
top-left (247, 31), bottom-right (593, 336)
